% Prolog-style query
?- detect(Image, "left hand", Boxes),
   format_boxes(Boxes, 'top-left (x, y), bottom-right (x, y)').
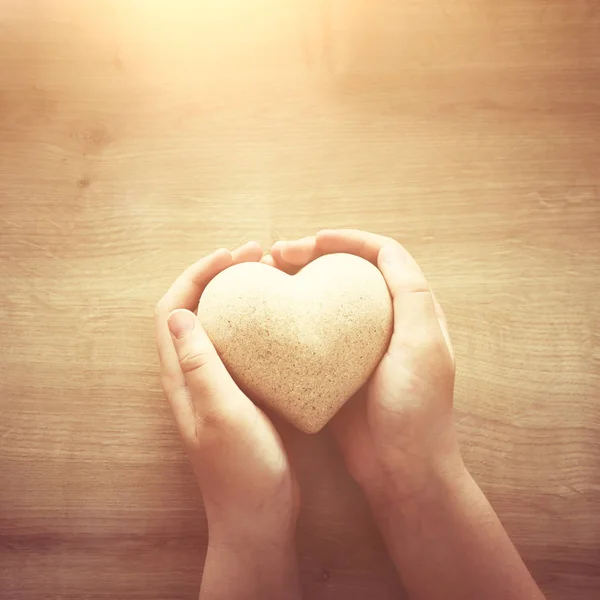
top-left (264, 231), bottom-right (461, 507)
top-left (155, 242), bottom-right (300, 549)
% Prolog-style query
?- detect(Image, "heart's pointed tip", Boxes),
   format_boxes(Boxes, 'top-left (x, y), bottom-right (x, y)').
top-left (292, 413), bottom-right (333, 435)
top-left (297, 422), bottom-right (326, 435)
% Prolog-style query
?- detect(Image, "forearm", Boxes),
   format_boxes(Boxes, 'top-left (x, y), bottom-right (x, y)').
top-left (200, 534), bottom-right (302, 600)
top-left (368, 465), bottom-right (545, 600)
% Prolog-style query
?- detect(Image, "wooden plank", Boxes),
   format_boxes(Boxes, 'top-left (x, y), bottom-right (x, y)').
top-left (1, 1), bottom-right (599, 598)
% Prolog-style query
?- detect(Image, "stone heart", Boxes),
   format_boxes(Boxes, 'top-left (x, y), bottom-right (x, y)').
top-left (198, 253), bottom-right (393, 433)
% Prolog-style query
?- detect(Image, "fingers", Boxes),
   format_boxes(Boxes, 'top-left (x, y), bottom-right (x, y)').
top-left (156, 243), bottom-right (262, 372)
top-left (270, 229), bottom-right (401, 272)
top-left (316, 232), bottom-right (449, 356)
top-left (232, 240), bottom-right (263, 264)
top-left (316, 229), bottom-right (396, 264)
top-left (155, 242), bottom-right (263, 440)
top-left (270, 236), bottom-right (320, 274)
top-left (155, 249), bottom-right (233, 435)
top-left (378, 244), bottom-right (448, 357)
top-left (261, 254), bottom-right (277, 267)
top-left (167, 309), bottom-right (240, 429)
top-left (378, 244), bottom-right (430, 295)
top-left (270, 230), bottom-right (393, 272)
top-left (157, 249), bottom-right (233, 319)
top-left (268, 229), bottom-right (454, 375)
top-left (274, 236), bottom-right (319, 266)
top-left (267, 243), bottom-right (296, 274)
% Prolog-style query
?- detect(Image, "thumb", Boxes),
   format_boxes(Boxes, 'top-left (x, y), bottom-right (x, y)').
top-left (167, 308), bottom-right (238, 419)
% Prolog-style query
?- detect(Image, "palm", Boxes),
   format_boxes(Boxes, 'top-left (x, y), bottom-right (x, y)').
top-left (188, 384), bottom-right (298, 517)
top-left (329, 355), bottom-right (403, 488)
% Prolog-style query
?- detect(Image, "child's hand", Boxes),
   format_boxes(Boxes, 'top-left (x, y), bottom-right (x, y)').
top-left (155, 243), bottom-right (299, 550)
top-left (267, 230), bottom-right (545, 600)
top-left (267, 230), bottom-right (463, 507)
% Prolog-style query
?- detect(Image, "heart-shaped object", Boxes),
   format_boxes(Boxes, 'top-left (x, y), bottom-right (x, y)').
top-left (198, 253), bottom-right (393, 433)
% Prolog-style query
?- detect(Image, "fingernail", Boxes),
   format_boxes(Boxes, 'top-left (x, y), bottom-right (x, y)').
top-left (168, 309), bottom-right (196, 339)
top-left (379, 244), bottom-right (404, 266)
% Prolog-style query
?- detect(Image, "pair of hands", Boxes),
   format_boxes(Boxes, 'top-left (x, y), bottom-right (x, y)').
top-left (154, 229), bottom-right (462, 551)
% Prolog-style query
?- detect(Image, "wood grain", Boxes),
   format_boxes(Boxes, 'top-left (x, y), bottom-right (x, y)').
top-left (1, 1), bottom-right (599, 598)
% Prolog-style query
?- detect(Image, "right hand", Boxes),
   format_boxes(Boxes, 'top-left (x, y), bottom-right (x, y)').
top-left (265, 229), bottom-right (465, 505)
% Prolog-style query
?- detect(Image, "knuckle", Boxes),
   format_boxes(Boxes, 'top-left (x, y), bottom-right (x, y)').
top-left (178, 346), bottom-right (213, 374)
top-left (195, 406), bottom-right (228, 435)
top-left (194, 403), bottom-right (244, 449)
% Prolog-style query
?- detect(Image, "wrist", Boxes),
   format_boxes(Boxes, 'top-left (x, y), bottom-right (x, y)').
top-left (363, 448), bottom-right (468, 519)
top-left (208, 510), bottom-right (298, 552)
top-left (204, 530), bottom-right (301, 600)
top-left (209, 530), bottom-right (297, 553)
top-left (208, 523), bottom-right (296, 560)
top-left (201, 472), bottom-right (300, 547)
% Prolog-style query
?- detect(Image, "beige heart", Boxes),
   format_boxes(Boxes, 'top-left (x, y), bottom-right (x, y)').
top-left (198, 253), bottom-right (393, 433)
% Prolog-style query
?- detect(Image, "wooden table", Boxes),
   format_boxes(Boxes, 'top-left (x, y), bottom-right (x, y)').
top-left (1, 1), bottom-right (599, 598)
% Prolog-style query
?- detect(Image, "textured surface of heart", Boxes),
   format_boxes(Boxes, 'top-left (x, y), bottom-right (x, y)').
top-left (198, 253), bottom-right (393, 433)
